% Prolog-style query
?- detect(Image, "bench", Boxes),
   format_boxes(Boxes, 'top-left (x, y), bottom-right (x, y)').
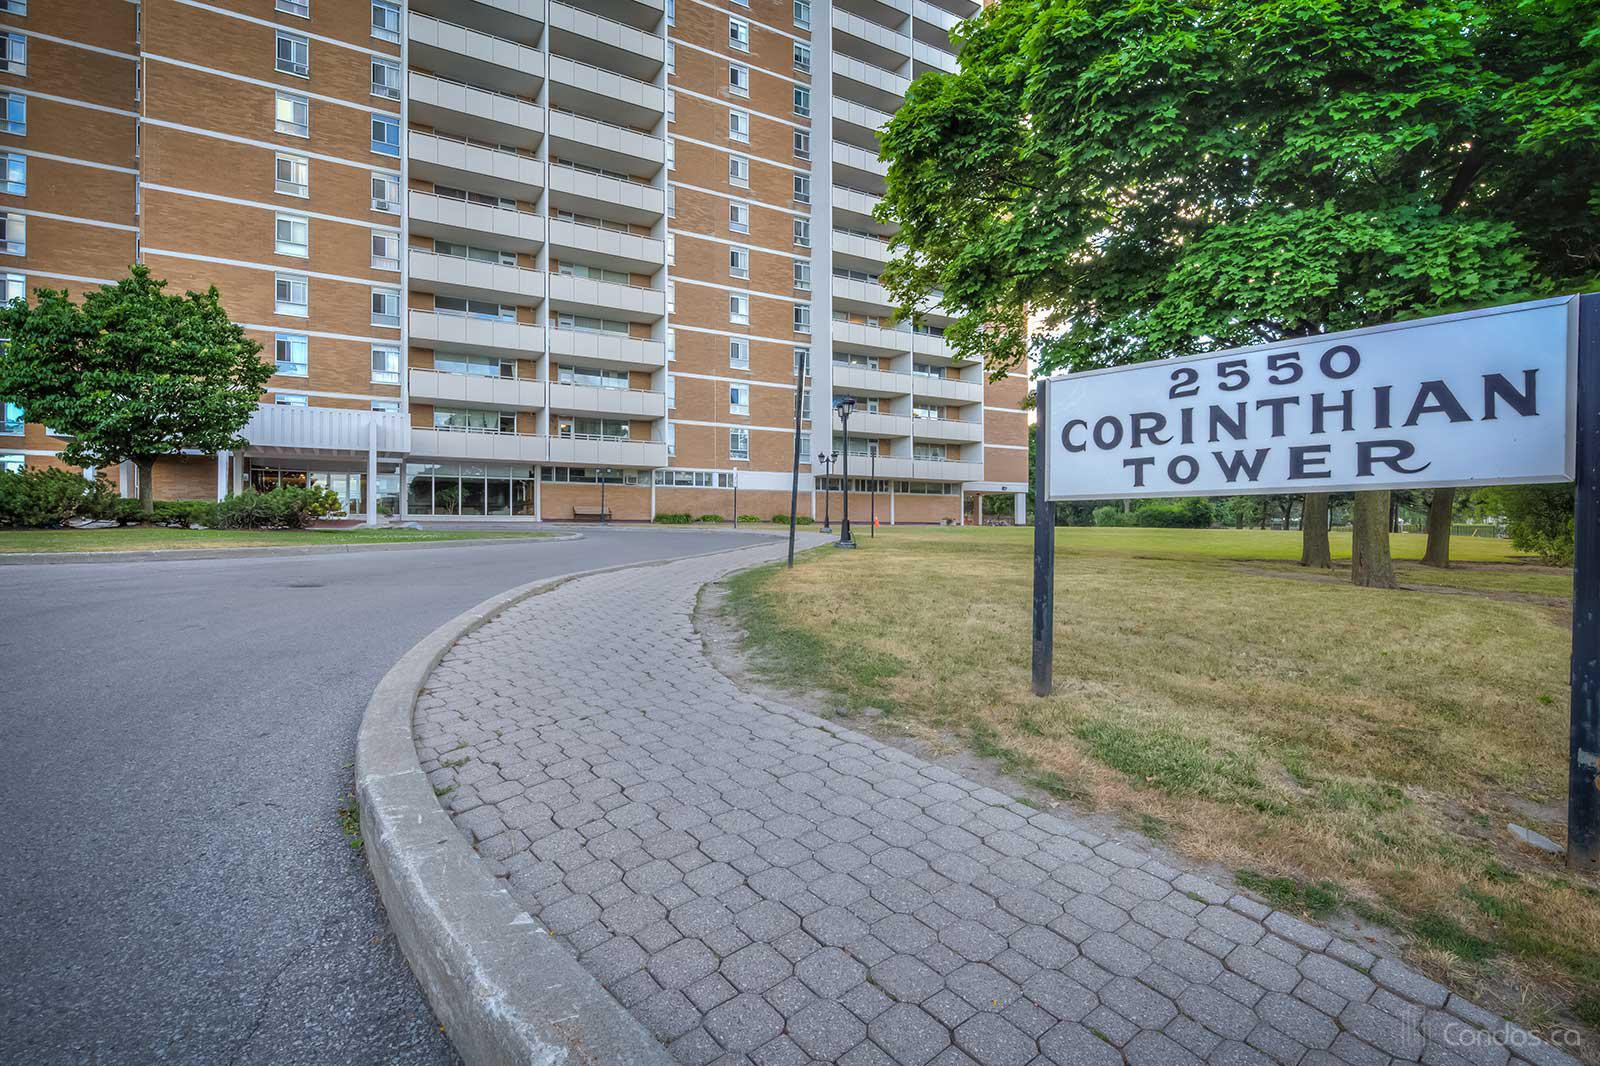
top-left (573, 506), bottom-right (612, 521)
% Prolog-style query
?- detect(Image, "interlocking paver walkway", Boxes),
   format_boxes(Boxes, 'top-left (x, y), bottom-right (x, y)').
top-left (415, 543), bottom-right (1578, 1066)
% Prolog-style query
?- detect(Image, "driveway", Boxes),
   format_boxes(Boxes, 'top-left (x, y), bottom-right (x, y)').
top-left (0, 528), bottom-right (772, 1066)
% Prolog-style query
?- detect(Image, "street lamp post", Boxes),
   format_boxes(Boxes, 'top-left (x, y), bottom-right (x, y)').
top-left (869, 450), bottom-right (876, 538)
top-left (834, 396), bottom-right (857, 548)
top-left (817, 451), bottom-right (837, 533)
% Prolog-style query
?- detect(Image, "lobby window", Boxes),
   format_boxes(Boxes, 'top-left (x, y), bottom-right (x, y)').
top-left (793, 175), bottom-right (811, 204)
top-left (794, 0), bottom-right (811, 29)
top-left (794, 43), bottom-right (811, 74)
top-left (793, 87), bottom-right (811, 118)
top-left (729, 17), bottom-right (750, 51)
top-left (274, 333), bottom-right (308, 376)
top-left (0, 33), bottom-right (25, 77)
top-left (371, 115), bottom-right (400, 156)
top-left (274, 272), bottom-right (308, 316)
top-left (729, 201), bottom-right (749, 234)
top-left (274, 153), bottom-right (309, 197)
top-left (371, 346), bottom-right (400, 384)
top-left (274, 213), bottom-right (309, 257)
top-left (729, 293), bottom-right (749, 325)
top-left (372, 287), bottom-right (401, 327)
top-left (275, 32), bottom-right (309, 78)
top-left (275, 91), bottom-right (309, 137)
top-left (729, 384), bottom-right (750, 416)
top-left (0, 93), bottom-right (23, 135)
top-left (277, 0), bottom-right (310, 16)
top-left (728, 154), bottom-right (749, 188)
top-left (794, 261), bottom-right (811, 291)
top-left (793, 219), bottom-right (810, 247)
top-left (729, 428), bottom-right (749, 461)
top-left (371, 58), bottom-right (401, 101)
top-left (729, 245), bottom-right (749, 279)
top-left (371, 1), bottom-right (401, 43)
top-left (1, 271), bottom-right (21, 303)
top-left (371, 230), bottom-right (400, 270)
top-left (793, 130), bottom-right (810, 160)
top-left (729, 338), bottom-right (749, 369)
top-left (371, 172), bottom-right (400, 212)
top-left (0, 152), bottom-right (22, 195)
top-left (728, 63), bottom-right (749, 97)
top-left (729, 109), bottom-right (749, 144)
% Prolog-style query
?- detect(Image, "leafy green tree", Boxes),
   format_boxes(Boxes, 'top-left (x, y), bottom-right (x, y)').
top-left (879, 0), bottom-right (1600, 586)
top-left (0, 266), bottom-right (269, 512)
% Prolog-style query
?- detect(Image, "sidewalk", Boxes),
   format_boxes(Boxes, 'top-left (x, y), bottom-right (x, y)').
top-left (414, 544), bottom-right (1577, 1066)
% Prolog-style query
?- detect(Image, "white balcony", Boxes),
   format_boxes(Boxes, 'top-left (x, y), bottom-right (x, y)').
top-left (409, 191), bottom-right (545, 251)
top-left (411, 0), bottom-right (545, 44)
top-left (409, 131), bottom-right (544, 202)
top-left (832, 97), bottom-right (895, 151)
top-left (837, 0), bottom-right (912, 28)
top-left (912, 330), bottom-right (959, 360)
top-left (547, 218), bottom-right (664, 274)
top-left (410, 368), bottom-right (547, 410)
top-left (548, 271), bottom-right (665, 322)
top-left (832, 363), bottom-right (911, 398)
top-left (834, 230), bottom-right (892, 269)
top-left (547, 327), bottom-right (665, 371)
top-left (833, 409), bottom-right (914, 438)
top-left (914, 0), bottom-right (960, 33)
top-left (548, 55), bottom-right (665, 130)
top-left (913, 457), bottom-right (982, 482)
top-left (833, 7), bottom-right (909, 70)
top-left (408, 13), bottom-right (545, 96)
top-left (547, 434), bottom-right (668, 468)
top-left (833, 319), bottom-right (912, 356)
top-left (548, 163), bottom-right (664, 226)
top-left (549, 1), bottom-right (663, 81)
top-left (410, 249), bottom-right (546, 304)
top-left (408, 72), bottom-right (543, 149)
top-left (845, 454), bottom-right (914, 479)
top-left (833, 52), bottom-right (909, 113)
top-left (913, 38), bottom-right (957, 74)
top-left (573, 0), bottom-right (664, 33)
top-left (911, 372), bottom-right (982, 404)
top-left (410, 310), bottom-right (544, 358)
top-left (547, 108), bottom-right (665, 177)
top-left (547, 383), bottom-right (667, 419)
top-left (242, 403), bottom-right (410, 456)
top-left (833, 184), bottom-right (885, 230)
top-left (912, 416), bottom-right (983, 444)
top-left (834, 275), bottom-right (896, 315)
top-left (411, 427), bottom-right (549, 463)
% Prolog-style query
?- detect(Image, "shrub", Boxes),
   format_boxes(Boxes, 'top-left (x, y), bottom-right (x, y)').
top-left (112, 498), bottom-right (147, 525)
top-left (1479, 484), bottom-right (1574, 566)
top-left (0, 468), bottom-right (117, 528)
top-left (738, 514), bottom-right (763, 523)
top-left (213, 485), bottom-right (340, 529)
top-left (654, 512), bottom-right (692, 524)
top-left (151, 499), bottom-right (218, 528)
top-left (1092, 505), bottom-right (1137, 527)
top-left (696, 514), bottom-right (725, 523)
top-left (1134, 498), bottom-right (1213, 528)
top-left (795, 515), bottom-right (815, 525)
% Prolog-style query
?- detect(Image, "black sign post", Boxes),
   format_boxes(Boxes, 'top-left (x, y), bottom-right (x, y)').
top-left (1570, 293), bottom-right (1599, 869)
top-left (1031, 382), bottom-right (1054, 697)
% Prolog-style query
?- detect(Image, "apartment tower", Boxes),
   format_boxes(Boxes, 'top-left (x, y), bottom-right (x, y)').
top-left (2, 0), bottom-right (1027, 523)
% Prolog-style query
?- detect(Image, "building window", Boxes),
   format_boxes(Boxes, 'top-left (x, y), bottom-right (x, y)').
top-left (794, 347), bottom-right (810, 377)
top-left (667, 281), bottom-right (674, 313)
top-left (668, 186), bottom-right (676, 217)
top-left (0, 211), bottom-right (22, 254)
top-left (275, 32), bottom-right (310, 78)
top-left (794, 261), bottom-right (811, 291)
top-left (729, 245), bottom-right (749, 279)
top-left (275, 91), bottom-right (309, 137)
top-left (372, 287), bottom-right (401, 327)
top-left (1, 401), bottom-right (21, 434)
top-left (729, 384), bottom-right (750, 416)
top-left (666, 136), bottom-right (674, 170)
top-left (729, 109), bottom-right (749, 143)
top-left (666, 372), bottom-right (676, 407)
top-left (794, 175), bottom-right (811, 204)
top-left (274, 393), bottom-right (308, 407)
top-left (0, 93), bottom-right (23, 135)
top-left (371, 58), bottom-right (401, 100)
top-left (728, 154), bottom-right (749, 187)
top-left (371, 115), bottom-right (400, 156)
top-left (371, 345), bottom-right (400, 384)
top-left (371, 172), bottom-right (400, 212)
top-left (667, 41), bottom-right (675, 75)
top-left (371, 1), bottom-right (401, 43)
top-left (274, 153), bottom-right (309, 196)
top-left (666, 423), bottom-right (676, 456)
top-left (793, 219), bottom-right (811, 247)
top-left (729, 201), bottom-right (749, 234)
top-left (794, 303), bottom-right (811, 333)
top-left (277, 0), bottom-right (310, 16)
top-left (729, 338), bottom-right (749, 369)
top-left (666, 0), bottom-right (674, 25)
top-left (0, 152), bottom-right (22, 195)
top-left (1, 271), bottom-right (21, 303)
top-left (666, 232), bottom-right (675, 265)
top-left (667, 90), bottom-right (675, 122)
top-left (729, 17), bottom-right (750, 50)
top-left (794, 0), bottom-right (811, 28)
top-left (729, 428), bottom-right (749, 461)
top-left (793, 131), bottom-right (810, 160)
top-left (728, 63), bottom-right (749, 97)
top-left (0, 1), bottom-right (25, 13)
top-left (274, 333), bottom-right (308, 376)
top-left (793, 86), bottom-right (811, 117)
top-left (274, 213), bottom-right (309, 257)
top-left (274, 272), bottom-right (308, 316)
top-left (794, 43), bottom-right (811, 74)
top-left (729, 293), bottom-right (749, 325)
top-left (371, 230), bottom-right (399, 270)
top-left (372, 400), bottom-right (399, 413)
top-left (0, 34), bottom-right (26, 77)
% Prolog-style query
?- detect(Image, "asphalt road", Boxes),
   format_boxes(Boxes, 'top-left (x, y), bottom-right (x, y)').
top-left (0, 528), bottom-right (773, 1066)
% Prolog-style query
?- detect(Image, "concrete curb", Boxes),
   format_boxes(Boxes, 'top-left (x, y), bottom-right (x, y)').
top-left (356, 535), bottom-right (823, 1066)
top-left (0, 532), bottom-right (581, 566)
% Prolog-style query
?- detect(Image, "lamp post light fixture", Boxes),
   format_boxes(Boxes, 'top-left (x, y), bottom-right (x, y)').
top-left (817, 451), bottom-right (838, 533)
top-left (834, 395), bottom-right (857, 549)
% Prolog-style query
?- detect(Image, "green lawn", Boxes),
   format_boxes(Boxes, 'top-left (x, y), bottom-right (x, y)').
top-left (724, 525), bottom-right (1595, 1039)
top-left (0, 527), bottom-right (551, 553)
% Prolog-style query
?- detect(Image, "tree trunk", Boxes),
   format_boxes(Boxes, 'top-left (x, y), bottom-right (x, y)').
top-left (136, 458), bottom-right (155, 513)
top-left (1300, 494), bottom-right (1332, 568)
top-left (1421, 487), bottom-right (1455, 568)
top-left (1234, 505), bottom-right (1244, 529)
top-left (1351, 490), bottom-right (1397, 588)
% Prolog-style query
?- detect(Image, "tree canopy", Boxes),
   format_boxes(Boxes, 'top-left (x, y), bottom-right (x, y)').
top-left (878, 0), bottom-right (1600, 376)
top-left (0, 266), bottom-right (269, 508)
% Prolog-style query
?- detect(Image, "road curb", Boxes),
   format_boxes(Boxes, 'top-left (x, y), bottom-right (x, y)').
top-left (0, 532), bottom-right (581, 566)
top-left (356, 535), bottom-right (822, 1066)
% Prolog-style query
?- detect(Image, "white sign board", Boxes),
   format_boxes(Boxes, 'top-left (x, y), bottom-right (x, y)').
top-left (1040, 296), bottom-right (1578, 501)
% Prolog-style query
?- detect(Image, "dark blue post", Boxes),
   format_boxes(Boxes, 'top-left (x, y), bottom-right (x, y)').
top-left (1571, 293), bottom-right (1600, 869)
top-left (1032, 380), bottom-right (1055, 697)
